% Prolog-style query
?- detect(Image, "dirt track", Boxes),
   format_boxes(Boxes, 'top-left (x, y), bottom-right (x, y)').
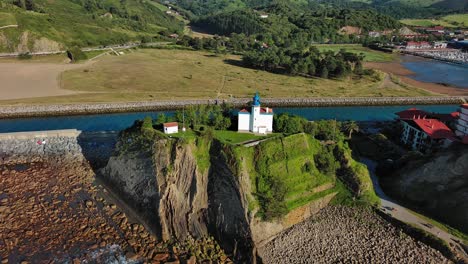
top-left (0, 61), bottom-right (89, 100)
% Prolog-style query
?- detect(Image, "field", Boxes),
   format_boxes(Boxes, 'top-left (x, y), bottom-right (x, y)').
top-left (401, 13), bottom-right (468, 28)
top-left (314, 44), bottom-right (397, 62)
top-left (0, 12), bottom-right (16, 27)
top-left (0, 48), bottom-right (434, 105)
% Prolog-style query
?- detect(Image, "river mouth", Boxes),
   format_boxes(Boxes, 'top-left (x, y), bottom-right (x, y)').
top-left (401, 57), bottom-right (468, 89)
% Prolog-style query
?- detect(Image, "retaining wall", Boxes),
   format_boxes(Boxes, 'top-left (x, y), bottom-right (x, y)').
top-left (0, 96), bottom-right (466, 118)
top-left (0, 129), bottom-right (83, 165)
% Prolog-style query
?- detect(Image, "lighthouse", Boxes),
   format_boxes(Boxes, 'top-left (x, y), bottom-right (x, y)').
top-left (238, 92), bottom-right (273, 134)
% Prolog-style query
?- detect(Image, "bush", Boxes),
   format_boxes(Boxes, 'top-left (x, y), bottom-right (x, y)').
top-left (66, 47), bottom-right (88, 62)
top-left (18, 52), bottom-right (32, 60)
top-left (141, 116), bottom-right (153, 130)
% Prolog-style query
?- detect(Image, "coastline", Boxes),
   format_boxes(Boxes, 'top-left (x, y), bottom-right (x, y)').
top-left (365, 56), bottom-right (468, 96)
top-left (0, 96), bottom-right (467, 118)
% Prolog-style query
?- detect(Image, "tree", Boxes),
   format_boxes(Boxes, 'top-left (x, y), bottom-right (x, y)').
top-left (25, 0), bottom-right (34, 10)
top-left (156, 113), bottom-right (167, 124)
top-left (344, 121), bottom-right (359, 139)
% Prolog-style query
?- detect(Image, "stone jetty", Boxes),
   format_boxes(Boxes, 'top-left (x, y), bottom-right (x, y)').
top-left (0, 96), bottom-right (467, 118)
top-left (258, 206), bottom-right (451, 264)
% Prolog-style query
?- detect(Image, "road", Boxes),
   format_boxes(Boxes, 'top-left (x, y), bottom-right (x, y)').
top-left (361, 158), bottom-right (468, 261)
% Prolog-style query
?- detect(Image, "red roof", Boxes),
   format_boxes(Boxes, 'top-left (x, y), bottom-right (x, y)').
top-left (461, 104), bottom-right (468, 110)
top-left (396, 108), bottom-right (429, 120)
top-left (412, 118), bottom-right (455, 139)
top-left (431, 112), bottom-right (460, 122)
top-left (260, 107), bottom-right (273, 113)
top-left (163, 122), bottom-right (178, 128)
top-left (239, 109), bottom-right (249, 113)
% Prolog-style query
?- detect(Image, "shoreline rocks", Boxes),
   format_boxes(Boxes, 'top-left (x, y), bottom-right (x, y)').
top-left (0, 96), bottom-right (466, 119)
top-left (258, 206), bottom-right (451, 264)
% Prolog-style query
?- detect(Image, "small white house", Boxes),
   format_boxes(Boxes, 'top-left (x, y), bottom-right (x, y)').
top-left (238, 92), bottom-right (273, 134)
top-left (163, 122), bottom-right (179, 134)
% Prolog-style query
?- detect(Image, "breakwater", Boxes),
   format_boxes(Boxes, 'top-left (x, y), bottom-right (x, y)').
top-left (0, 129), bottom-right (82, 165)
top-left (401, 50), bottom-right (468, 65)
top-left (1, 96), bottom-right (467, 118)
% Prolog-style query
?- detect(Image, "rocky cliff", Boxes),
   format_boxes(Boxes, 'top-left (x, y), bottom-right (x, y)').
top-left (382, 144), bottom-right (468, 233)
top-left (99, 129), bottom-right (346, 262)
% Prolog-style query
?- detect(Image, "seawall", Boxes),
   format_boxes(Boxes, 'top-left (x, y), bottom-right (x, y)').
top-left (0, 129), bottom-right (83, 165)
top-left (0, 96), bottom-right (467, 118)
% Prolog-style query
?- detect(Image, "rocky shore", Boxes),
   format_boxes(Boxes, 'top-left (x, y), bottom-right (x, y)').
top-left (258, 206), bottom-right (451, 264)
top-left (0, 132), bottom-right (230, 263)
top-left (0, 96), bottom-right (466, 118)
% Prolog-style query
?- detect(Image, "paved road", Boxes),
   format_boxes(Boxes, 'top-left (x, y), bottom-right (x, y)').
top-left (361, 158), bottom-right (468, 261)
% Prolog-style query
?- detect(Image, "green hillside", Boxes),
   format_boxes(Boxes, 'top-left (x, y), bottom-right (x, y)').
top-left (0, 0), bottom-right (184, 52)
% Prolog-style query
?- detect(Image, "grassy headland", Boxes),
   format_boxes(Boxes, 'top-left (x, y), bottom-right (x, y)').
top-left (314, 44), bottom-right (397, 63)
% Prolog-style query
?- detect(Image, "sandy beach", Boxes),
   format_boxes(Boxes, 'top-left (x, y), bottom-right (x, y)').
top-left (365, 61), bottom-right (468, 96)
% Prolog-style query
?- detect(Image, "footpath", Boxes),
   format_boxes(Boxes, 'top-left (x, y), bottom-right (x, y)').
top-left (361, 158), bottom-right (468, 262)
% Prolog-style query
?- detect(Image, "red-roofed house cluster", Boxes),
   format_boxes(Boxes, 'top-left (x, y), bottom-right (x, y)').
top-left (396, 105), bottom-right (467, 151)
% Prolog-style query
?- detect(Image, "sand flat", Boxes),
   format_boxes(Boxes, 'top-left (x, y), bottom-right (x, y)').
top-left (0, 62), bottom-right (87, 100)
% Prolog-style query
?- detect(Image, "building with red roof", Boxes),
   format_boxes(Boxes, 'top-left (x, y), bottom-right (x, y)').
top-left (163, 122), bottom-right (179, 134)
top-left (397, 107), bottom-right (461, 151)
top-left (238, 92), bottom-right (273, 134)
top-left (455, 104), bottom-right (468, 140)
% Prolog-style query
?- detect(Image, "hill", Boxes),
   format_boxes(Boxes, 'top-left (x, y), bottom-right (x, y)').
top-left (0, 0), bottom-right (184, 53)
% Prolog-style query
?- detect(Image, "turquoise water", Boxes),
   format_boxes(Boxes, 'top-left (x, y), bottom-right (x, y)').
top-left (0, 105), bottom-right (460, 133)
top-left (402, 60), bottom-right (468, 88)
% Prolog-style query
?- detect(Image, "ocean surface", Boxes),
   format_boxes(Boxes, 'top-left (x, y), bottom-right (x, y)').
top-left (0, 105), bottom-right (461, 133)
top-left (402, 57), bottom-right (468, 88)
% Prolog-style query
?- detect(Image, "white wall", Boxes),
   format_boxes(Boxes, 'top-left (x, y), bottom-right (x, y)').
top-left (238, 114), bottom-right (250, 131)
top-left (164, 126), bottom-right (178, 134)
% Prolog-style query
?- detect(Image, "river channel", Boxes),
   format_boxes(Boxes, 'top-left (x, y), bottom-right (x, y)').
top-left (0, 105), bottom-right (461, 133)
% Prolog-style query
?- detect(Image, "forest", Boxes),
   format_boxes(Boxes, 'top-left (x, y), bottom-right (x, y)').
top-left (192, 1), bottom-right (401, 44)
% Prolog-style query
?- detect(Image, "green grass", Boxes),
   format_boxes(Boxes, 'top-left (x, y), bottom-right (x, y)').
top-left (0, 12), bottom-right (16, 27)
top-left (401, 14), bottom-right (468, 28)
top-left (213, 130), bottom-right (276, 144)
top-left (314, 44), bottom-right (397, 62)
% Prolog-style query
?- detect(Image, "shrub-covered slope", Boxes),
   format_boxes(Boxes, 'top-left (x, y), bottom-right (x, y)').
top-left (0, 0), bottom-right (183, 52)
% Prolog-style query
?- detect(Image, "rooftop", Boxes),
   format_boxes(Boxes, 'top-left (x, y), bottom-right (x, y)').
top-left (163, 122), bottom-right (178, 128)
top-left (411, 118), bottom-right (455, 140)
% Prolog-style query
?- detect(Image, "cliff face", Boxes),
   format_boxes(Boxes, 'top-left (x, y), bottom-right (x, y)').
top-left (382, 145), bottom-right (468, 233)
top-left (100, 132), bottom-right (341, 262)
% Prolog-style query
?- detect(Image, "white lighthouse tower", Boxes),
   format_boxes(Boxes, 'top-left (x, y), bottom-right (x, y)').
top-left (238, 92), bottom-right (273, 134)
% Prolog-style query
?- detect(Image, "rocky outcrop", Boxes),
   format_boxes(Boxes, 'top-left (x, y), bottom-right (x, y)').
top-left (100, 136), bottom-right (254, 262)
top-left (382, 144), bottom-right (468, 233)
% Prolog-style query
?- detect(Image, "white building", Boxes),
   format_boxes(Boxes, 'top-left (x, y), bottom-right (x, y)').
top-left (238, 93), bottom-right (273, 134)
top-left (163, 122), bottom-right (179, 134)
top-left (455, 104), bottom-right (468, 138)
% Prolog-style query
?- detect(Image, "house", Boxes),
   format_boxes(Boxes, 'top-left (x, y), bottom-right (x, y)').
top-left (396, 108), bottom-right (459, 151)
top-left (432, 41), bottom-right (447, 49)
top-left (455, 104), bottom-right (468, 138)
top-left (405, 41), bottom-right (431, 49)
top-left (259, 14), bottom-right (268, 19)
top-left (163, 122), bottom-right (179, 134)
top-left (238, 92), bottom-right (273, 134)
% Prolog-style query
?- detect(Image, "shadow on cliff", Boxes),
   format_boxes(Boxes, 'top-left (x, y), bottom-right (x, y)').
top-left (77, 131), bottom-right (119, 171)
top-left (207, 140), bottom-right (257, 263)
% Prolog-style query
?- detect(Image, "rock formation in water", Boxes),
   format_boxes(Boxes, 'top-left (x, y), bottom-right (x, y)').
top-left (382, 144), bottom-right (468, 233)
